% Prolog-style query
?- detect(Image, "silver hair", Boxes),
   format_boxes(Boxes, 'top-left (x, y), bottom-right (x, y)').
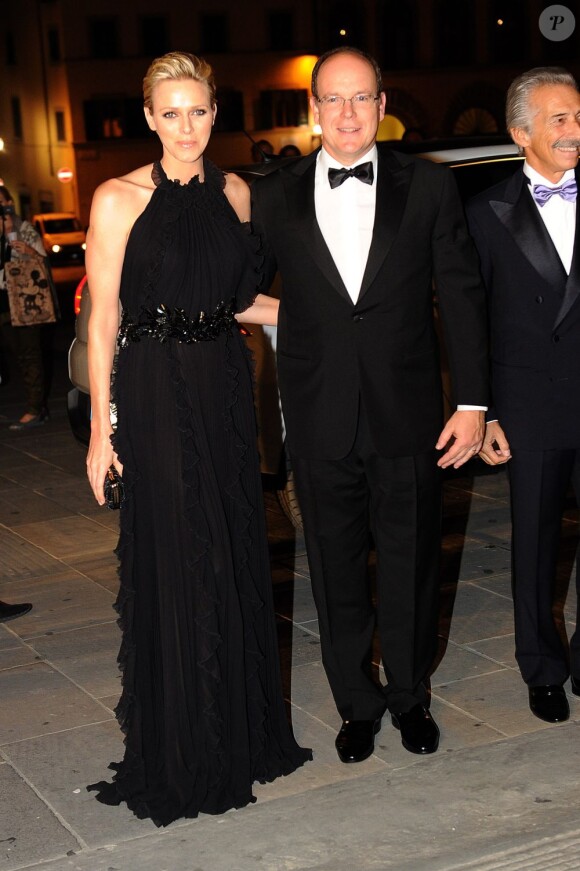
top-left (506, 66), bottom-right (578, 135)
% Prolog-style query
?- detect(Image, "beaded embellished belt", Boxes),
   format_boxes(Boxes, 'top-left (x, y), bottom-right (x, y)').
top-left (118, 299), bottom-right (236, 349)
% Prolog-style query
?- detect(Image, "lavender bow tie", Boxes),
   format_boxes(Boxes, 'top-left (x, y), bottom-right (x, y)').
top-left (532, 179), bottom-right (577, 207)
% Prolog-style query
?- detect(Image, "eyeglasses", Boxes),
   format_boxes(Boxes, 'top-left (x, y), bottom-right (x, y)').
top-left (315, 94), bottom-right (379, 109)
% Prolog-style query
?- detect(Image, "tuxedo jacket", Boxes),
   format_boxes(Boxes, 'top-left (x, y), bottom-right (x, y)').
top-left (251, 145), bottom-right (489, 460)
top-left (467, 166), bottom-right (580, 451)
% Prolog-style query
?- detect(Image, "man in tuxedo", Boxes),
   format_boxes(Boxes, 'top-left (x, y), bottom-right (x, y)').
top-left (467, 67), bottom-right (580, 724)
top-left (252, 47), bottom-right (489, 761)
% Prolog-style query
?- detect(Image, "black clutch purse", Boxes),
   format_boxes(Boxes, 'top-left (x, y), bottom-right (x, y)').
top-left (103, 465), bottom-right (124, 510)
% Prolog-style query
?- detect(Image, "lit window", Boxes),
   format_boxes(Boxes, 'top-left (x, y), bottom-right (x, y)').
top-left (55, 111), bottom-right (66, 142)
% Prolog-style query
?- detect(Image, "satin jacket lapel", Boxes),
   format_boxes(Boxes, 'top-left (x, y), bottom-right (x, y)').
top-left (358, 150), bottom-right (413, 301)
top-left (554, 166), bottom-right (580, 329)
top-left (283, 151), bottom-right (352, 305)
top-left (490, 170), bottom-right (567, 291)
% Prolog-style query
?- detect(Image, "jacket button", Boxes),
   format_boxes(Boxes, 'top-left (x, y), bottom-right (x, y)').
top-left (353, 314), bottom-right (363, 323)
top-left (535, 295), bottom-right (543, 303)
top-left (552, 334), bottom-right (560, 343)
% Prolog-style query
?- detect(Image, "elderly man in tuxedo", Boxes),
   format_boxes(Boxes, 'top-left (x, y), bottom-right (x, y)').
top-left (252, 46), bottom-right (489, 762)
top-left (467, 67), bottom-right (580, 724)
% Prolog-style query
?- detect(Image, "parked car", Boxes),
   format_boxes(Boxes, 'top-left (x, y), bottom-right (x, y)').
top-left (67, 275), bottom-right (91, 445)
top-left (67, 140), bottom-right (523, 527)
top-left (32, 212), bottom-right (86, 284)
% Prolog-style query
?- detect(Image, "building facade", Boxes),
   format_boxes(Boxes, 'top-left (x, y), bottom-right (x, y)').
top-left (1, 0), bottom-right (578, 224)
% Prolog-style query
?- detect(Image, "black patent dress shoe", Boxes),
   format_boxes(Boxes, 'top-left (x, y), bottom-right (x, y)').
top-left (571, 676), bottom-right (580, 697)
top-left (335, 718), bottom-right (382, 763)
top-left (528, 685), bottom-right (569, 723)
top-left (391, 704), bottom-right (440, 754)
top-left (0, 600), bottom-right (32, 622)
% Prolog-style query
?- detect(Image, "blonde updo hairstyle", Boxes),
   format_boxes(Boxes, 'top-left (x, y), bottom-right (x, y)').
top-left (143, 51), bottom-right (217, 111)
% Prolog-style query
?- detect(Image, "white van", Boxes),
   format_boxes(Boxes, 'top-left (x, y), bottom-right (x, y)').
top-left (32, 212), bottom-right (86, 283)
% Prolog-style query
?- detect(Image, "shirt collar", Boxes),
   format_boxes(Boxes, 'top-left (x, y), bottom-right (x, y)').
top-left (318, 144), bottom-right (378, 174)
top-left (524, 161), bottom-right (576, 189)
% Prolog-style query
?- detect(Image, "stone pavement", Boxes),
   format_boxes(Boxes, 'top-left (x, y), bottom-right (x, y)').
top-left (1, 329), bottom-right (580, 871)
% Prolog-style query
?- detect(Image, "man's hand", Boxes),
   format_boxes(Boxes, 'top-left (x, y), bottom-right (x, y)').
top-left (436, 410), bottom-right (485, 469)
top-left (478, 420), bottom-right (511, 466)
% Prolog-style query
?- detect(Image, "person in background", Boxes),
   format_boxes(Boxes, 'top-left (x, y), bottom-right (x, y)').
top-left (279, 144), bottom-right (302, 157)
top-left (252, 46), bottom-right (488, 764)
top-left (467, 67), bottom-right (580, 724)
top-left (251, 138), bottom-right (274, 162)
top-left (401, 127), bottom-right (426, 143)
top-left (0, 186), bottom-right (50, 430)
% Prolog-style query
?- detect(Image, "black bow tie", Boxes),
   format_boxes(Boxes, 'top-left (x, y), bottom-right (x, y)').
top-left (328, 161), bottom-right (374, 189)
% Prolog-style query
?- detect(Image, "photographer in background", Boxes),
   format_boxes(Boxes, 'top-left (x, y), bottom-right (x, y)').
top-left (0, 186), bottom-right (51, 429)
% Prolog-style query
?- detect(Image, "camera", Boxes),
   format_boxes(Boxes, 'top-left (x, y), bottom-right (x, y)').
top-left (0, 204), bottom-right (15, 217)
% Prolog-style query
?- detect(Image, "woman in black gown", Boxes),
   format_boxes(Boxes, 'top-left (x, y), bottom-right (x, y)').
top-left (85, 51), bottom-right (311, 827)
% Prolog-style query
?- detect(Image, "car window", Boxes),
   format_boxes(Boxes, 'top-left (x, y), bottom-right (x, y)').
top-left (43, 218), bottom-right (82, 233)
top-left (449, 157), bottom-right (524, 203)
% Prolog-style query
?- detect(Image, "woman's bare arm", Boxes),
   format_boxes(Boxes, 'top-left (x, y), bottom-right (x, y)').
top-left (85, 178), bottom-right (142, 503)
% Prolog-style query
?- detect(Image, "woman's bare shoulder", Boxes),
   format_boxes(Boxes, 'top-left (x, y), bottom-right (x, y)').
top-left (119, 163), bottom-right (157, 189)
top-left (95, 164), bottom-right (156, 203)
top-left (223, 172), bottom-right (251, 222)
top-left (91, 165), bottom-right (157, 229)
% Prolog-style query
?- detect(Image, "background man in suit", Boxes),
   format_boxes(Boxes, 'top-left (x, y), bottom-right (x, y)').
top-left (252, 47), bottom-right (489, 762)
top-left (467, 67), bottom-right (580, 724)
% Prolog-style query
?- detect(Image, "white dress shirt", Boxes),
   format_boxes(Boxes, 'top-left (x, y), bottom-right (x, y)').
top-left (315, 145), bottom-right (377, 304)
top-left (315, 144), bottom-right (484, 413)
top-left (524, 163), bottom-right (576, 274)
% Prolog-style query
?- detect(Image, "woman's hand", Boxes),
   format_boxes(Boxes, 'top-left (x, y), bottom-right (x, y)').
top-left (235, 293), bottom-right (279, 326)
top-left (9, 240), bottom-right (38, 257)
top-left (86, 430), bottom-right (123, 505)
